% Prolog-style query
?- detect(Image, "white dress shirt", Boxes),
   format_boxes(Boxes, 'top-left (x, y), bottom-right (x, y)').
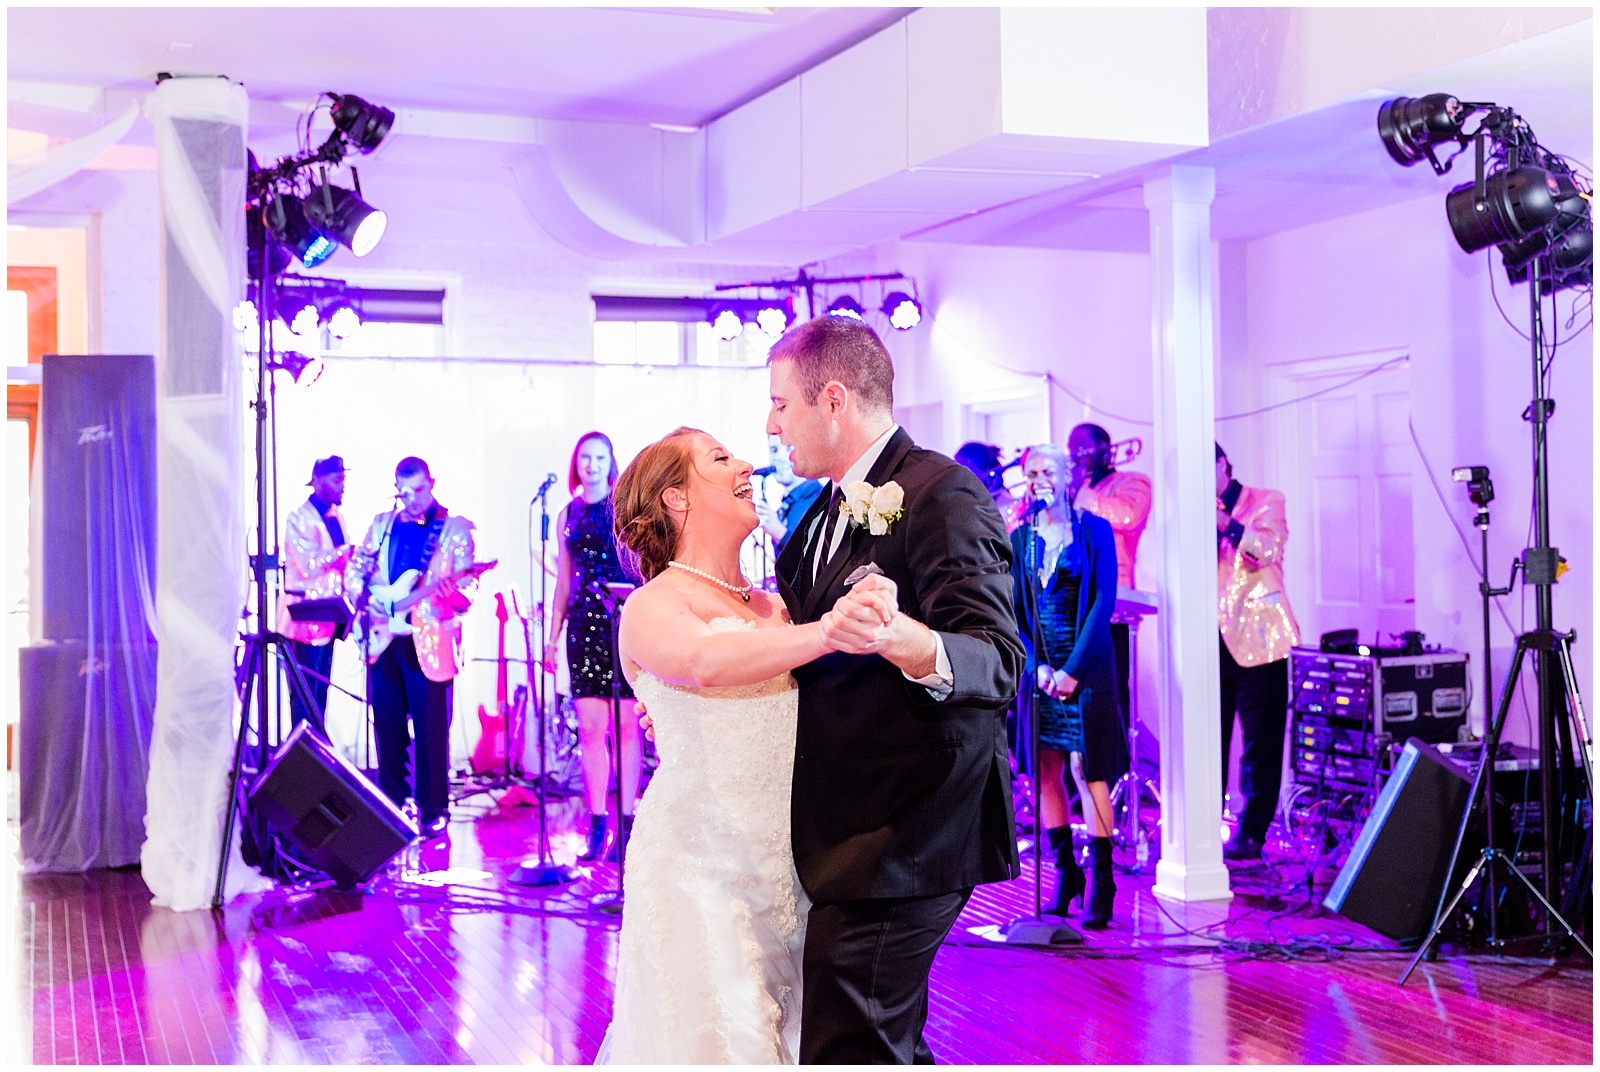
top-left (809, 424), bottom-right (953, 699)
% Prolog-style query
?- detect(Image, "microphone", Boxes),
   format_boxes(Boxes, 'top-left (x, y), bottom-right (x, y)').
top-left (532, 472), bottom-right (558, 500)
top-left (1027, 491), bottom-right (1054, 518)
top-left (751, 466), bottom-right (777, 477)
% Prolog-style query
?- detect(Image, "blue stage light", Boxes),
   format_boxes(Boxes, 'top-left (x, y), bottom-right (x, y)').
top-left (826, 295), bottom-right (864, 321)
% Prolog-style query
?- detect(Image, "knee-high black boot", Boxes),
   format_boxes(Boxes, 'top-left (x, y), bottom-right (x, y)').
top-left (1082, 836), bottom-right (1116, 929)
top-left (577, 813), bottom-right (608, 862)
top-left (1045, 825), bottom-right (1085, 916)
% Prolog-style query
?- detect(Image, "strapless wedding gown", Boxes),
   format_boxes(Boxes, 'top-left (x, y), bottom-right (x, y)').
top-left (596, 617), bottom-right (807, 1065)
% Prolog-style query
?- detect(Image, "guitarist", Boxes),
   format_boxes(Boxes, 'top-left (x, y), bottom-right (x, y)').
top-left (349, 456), bottom-right (478, 839)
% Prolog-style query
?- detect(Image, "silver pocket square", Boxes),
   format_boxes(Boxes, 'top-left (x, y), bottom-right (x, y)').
top-left (844, 562), bottom-right (885, 586)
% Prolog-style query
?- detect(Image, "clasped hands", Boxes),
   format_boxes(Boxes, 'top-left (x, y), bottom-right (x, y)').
top-left (1036, 664), bottom-right (1079, 701)
top-left (818, 573), bottom-right (902, 656)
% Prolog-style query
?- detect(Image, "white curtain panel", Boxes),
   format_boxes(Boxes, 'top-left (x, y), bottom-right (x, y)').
top-left (139, 77), bottom-right (268, 911)
top-left (6, 102), bottom-right (140, 205)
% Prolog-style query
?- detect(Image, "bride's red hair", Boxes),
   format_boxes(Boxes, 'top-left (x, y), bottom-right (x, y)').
top-left (613, 427), bottom-right (703, 580)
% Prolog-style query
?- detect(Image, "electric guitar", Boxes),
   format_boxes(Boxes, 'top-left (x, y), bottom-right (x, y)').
top-left (473, 591), bottom-right (528, 774)
top-left (357, 559), bottom-right (497, 661)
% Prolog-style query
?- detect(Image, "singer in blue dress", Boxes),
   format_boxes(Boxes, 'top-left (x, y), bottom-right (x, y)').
top-left (1010, 443), bottom-right (1128, 928)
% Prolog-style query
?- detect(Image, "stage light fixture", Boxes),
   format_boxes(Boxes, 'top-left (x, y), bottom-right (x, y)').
top-left (826, 295), bottom-right (865, 321)
top-left (304, 183), bottom-right (388, 256)
top-left (329, 94), bottom-right (394, 154)
top-left (1444, 166), bottom-right (1560, 253)
top-left (710, 305), bottom-right (745, 341)
top-left (881, 291), bottom-right (922, 330)
top-left (755, 304), bottom-right (789, 336)
top-left (328, 305), bottom-right (362, 340)
top-left (1378, 94), bottom-right (1467, 172)
top-left (291, 304), bottom-right (322, 338)
top-left (273, 350), bottom-right (324, 387)
top-left (264, 194), bottom-right (337, 268)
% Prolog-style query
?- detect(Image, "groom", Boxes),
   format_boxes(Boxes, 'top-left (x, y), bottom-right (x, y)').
top-left (770, 316), bottom-right (1023, 1064)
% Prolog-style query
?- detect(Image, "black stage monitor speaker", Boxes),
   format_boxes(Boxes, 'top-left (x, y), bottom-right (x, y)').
top-left (1323, 738), bottom-right (1476, 940)
top-left (247, 723), bottom-right (415, 888)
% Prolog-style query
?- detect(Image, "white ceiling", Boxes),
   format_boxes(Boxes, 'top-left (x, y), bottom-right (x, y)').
top-left (908, 21), bottom-right (1594, 252)
top-left (6, 5), bottom-right (910, 127)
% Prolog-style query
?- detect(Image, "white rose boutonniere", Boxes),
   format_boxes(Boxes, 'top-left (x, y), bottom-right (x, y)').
top-left (840, 479), bottom-right (905, 536)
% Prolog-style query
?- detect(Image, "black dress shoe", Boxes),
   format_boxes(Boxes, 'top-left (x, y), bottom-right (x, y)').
top-left (421, 814), bottom-right (450, 840)
top-left (1223, 835), bottom-right (1263, 861)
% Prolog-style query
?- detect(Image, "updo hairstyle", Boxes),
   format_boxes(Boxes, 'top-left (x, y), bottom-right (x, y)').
top-left (612, 426), bottom-right (702, 580)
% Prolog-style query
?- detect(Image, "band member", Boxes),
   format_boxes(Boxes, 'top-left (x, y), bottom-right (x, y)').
top-left (1215, 443), bottom-right (1301, 861)
top-left (753, 434), bottom-right (823, 553)
top-left (349, 456), bottom-right (478, 839)
top-left (1068, 422), bottom-right (1153, 721)
top-left (545, 431), bottom-right (639, 862)
top-left (1009, 443), bottom-right (1128, 927)
top-left (956, 440), bottom-right (1022, 529)
top-left (277, 456), bottom-right (353, 735)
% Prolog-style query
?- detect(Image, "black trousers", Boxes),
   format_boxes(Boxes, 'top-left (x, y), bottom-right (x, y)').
top-left (1218, 637), bottom-right (1289, 843)
top-left (800, 888), bottom-right (971, 1065)
top-left (369, 636), bottom-right (453, 825)
top-left (287, 639), bottom-right (333, 736)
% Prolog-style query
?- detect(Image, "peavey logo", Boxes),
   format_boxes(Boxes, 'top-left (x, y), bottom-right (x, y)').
top-left (78, 424), bottom-right (112, 446)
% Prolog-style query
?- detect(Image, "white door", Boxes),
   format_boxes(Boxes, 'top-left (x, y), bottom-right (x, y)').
top-left (1271, 353), bottom-right (1415, 647)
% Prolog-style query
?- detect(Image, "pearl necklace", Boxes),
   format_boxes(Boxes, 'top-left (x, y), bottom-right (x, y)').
top-left (668, 560), bottom-right (752, 602)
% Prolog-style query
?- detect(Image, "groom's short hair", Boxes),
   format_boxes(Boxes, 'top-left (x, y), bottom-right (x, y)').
top-left (768, 316), bottom-right (894, 415)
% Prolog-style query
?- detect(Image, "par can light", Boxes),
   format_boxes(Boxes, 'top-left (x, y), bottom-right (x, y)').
top-left (330, 94), bottom-right (394, 154)
top-left (881, 291), bottom-right (922, 330)
top-left (305, 184), bottom-right (388, 257)
top-left (1378, 94), bottom-right (1466, 170)
top-left (826, 295), bottom-right (865, 321)
top-left (1444, 167), bottom-right (1559, 253)
top-left (710, 305), bottom-right (744, 341)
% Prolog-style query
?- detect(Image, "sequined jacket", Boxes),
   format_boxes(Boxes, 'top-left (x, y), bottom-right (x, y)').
top-left (277, 498), bottom-right (347, 646)
top-left (1218, 484), bottom-right (1301, 667)
top-left (347, 508), bottom-right (478, 682)
top-left (1073, 469), bottom-right (1152, 589)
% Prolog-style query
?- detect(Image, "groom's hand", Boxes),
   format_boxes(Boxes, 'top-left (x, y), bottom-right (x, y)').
top-left (636, 701), bottom-right (655, 742)
top-left (822, 578), bottom-right (939, 678)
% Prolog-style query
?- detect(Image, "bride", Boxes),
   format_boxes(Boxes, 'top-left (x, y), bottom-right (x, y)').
top-left (595, 426), bottom-right (885, 1065)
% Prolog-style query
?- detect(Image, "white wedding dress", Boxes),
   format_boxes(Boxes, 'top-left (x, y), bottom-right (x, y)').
top-left (596, 617), bottom-right (808, 1065)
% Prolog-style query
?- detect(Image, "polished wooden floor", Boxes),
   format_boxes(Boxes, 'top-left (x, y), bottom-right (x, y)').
top-left (16, 794), bottom-right (1593, 1065)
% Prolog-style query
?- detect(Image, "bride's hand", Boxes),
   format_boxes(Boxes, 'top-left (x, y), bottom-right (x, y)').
top-left (845, 574), bottom-right (897, 624)
top-left (636, 701), bottom-right (655, 742)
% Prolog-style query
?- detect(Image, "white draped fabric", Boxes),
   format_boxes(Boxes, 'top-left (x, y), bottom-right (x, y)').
top-left (7, 103), bottom-right (140, 205)
top-left (140, 78), bottom-right (269, 911)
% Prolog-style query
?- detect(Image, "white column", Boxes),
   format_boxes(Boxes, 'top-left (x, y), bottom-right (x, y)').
top-left (1145, 165), bottom-right (1232, 904)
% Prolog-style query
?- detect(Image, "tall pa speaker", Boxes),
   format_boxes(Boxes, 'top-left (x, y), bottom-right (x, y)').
top-left (247, 723), bottom-right (416, 888)
top-left (1323, 738), bottom-right (1478, 940)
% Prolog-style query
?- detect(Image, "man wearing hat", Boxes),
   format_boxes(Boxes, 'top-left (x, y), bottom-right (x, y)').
top-left (277, 455), bottom-right (354, 735)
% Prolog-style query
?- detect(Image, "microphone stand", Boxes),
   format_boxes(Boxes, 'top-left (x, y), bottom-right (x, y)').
top-left (590, 580), bottom-right (637, 914)
top-left (511, 474), bottom-right (577, 886)
top-left (1004, 494), bottom-right (1082, 946)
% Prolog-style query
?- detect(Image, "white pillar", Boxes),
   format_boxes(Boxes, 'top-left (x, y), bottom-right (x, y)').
top-left (1145, 165), bottom-right (1232, 904)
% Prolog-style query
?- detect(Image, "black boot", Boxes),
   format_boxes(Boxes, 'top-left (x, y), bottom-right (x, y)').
top-left (1082, 836), bottom-right (1116, 929)
top-left (1045, 825), bottom-right (1085, 916)
top-left (577, 813), bottom-right (608, 863)
top-left (606, 814), bottom-right (635, 863)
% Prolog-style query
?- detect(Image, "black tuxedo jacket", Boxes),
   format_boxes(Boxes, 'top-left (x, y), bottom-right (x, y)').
top-left (777, 429), bottom-right (1024, 902)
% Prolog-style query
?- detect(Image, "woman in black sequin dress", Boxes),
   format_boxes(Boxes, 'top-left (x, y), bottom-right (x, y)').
top-left (1010, 443), bottom-right (1128, 928)
top-left (547, 431), bottom-right (640, 861)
